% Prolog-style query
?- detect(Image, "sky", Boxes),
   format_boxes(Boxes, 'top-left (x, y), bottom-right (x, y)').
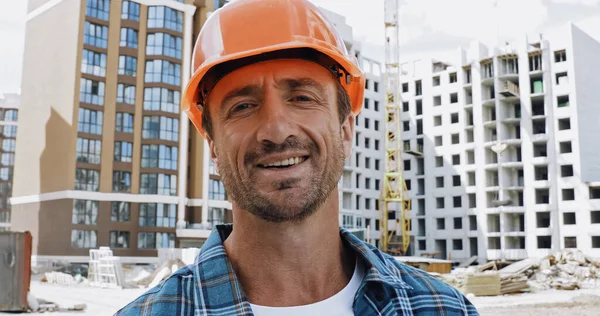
top-left (0, 0), bottom-right (599, 93)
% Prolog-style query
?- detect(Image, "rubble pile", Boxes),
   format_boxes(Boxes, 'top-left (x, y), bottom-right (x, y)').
top-left (527, 249), bottom-right (600, 291)
top-left (438, 249), bottom-right (600, 297)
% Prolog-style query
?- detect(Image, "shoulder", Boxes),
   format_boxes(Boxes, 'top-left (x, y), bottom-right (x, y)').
top-left (115, 265), bottom-right (197, 316)
top-left (377, 250), bottom-right (479, 315)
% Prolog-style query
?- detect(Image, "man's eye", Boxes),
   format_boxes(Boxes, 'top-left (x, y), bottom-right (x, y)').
top-left (291, 95), bottom-right (312, 102)
top-left (232, 103), bottom-right (254, 112)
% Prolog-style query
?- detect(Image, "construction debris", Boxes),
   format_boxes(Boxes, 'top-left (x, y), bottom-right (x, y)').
top-left (88, 247), bottom-right (125, 289)
top-left (439, 249), bottom-right (600, 297)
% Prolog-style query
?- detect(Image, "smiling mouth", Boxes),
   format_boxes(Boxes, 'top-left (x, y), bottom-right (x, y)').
top-left (257, 156), bottom-right (309, 169)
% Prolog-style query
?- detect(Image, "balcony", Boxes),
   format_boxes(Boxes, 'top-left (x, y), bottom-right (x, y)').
top-left (531, 134), bottom-right (549, 143)
top-left (487, 250), bottom-right (502, 260)
top-left (499, 81), bottom-right (520, 99)
top-left (504, 249), bottom-right (528, 261)
top-left (503, 160), bottom-right (524, 168)
top-left (482, 98), bottom-right (496, 107)
top-left (404, 142), bottom-right (424, 157)
top-left (499, 205), bottom-right (525, 213)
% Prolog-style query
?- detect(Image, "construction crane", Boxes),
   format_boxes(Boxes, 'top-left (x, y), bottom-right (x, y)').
top-left (379, 0), bottom-right (411, 256)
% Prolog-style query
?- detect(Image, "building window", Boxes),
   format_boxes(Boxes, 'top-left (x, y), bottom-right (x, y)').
top-left (454, 196), bottom-right (462, 208)
top-left (374, 120), bottom-right (379, 131)
top-left (114, 141), bottom-right (133, 163)
top-left (404, 160), bottom-right (411, 171)
top-left (138, 232), bottom-right (155, 249)
top-left (145, 60), bottom-right (181, 86)
top-left (433, 76), bottom-right (440, 86)
top-left (590, 187), bottom-right (600, 199)
top-left (75, 168), bottom-right (100, 191)
top-left (451, 133), bottom-right (460, 144)
top-left (143, 87), bottom-right (180, 113)
top-left (451, 113), bottom-right (459, 124)
top-left (558, 118), bottom-right (571, 130)
top-left (375, 159), bottom-right (380, 171)
top-left (139, 203), bottom-right (176, 227)
top-left (453, 239), bottom-right (463, 250)
top-left (81, 49), bottom-right (106, 77)
top-left (209, 179), bottom-right (226, 200)
top-left (452, 154), bottom-right (460, 165)
top-left (436, 197), bottom-right (445, 209)
top-left (564, 236), bottom-right (577, 249)
top-left (436, 218), bottom-right (445, 230)
top-left (402, 101), bottom-right (409, 112)
top-left (76, 138), bottom-right (101, 164)
top-left (115, 112), bottom-right (134, 133)
top-left (110, 231), bottom-right (130, 248)
top-left (148, 6), bottom-right (183, 32)
top-left (208, 208), bottom-right (225, 228)
top-left (146, 33), bottom-right (183, 60)
top-left (0, 153), bottom-right (14, 166)
top-left (121, 0), bottom-right (140, 21)
top-left (453, 175), bottom-right (461, 187)
top-left (71, 230), bottom-right (97, 248)
top-left (113, 171), bottom-right (131, 192)
top-left (72, 199), bottom-right (98, 225)
top-left (403, 121), bottom-right (410, 131)
top-left (111, 201), bottom-right (130, 222)
top-left (554, 50), bottom-right (567, 63)
top-left (2, 139), bottom-right (15, 153)
top-left (559, 141), bottom-right (572, 154)
top-left (86, 0), bottom-right (110, 20)
top-left (436, 176), bottom-right (444, 188)
top-left (117, 84), bottom-right (136, 104)
top-left (120, 28), bottom-right (138, 48)
top-left (561, 165), bottom-right (574, 177)
top-left (436, 156), bottom-right (443, 167)
top-left (364, 98), bottom-right (369, 109)
top-left (3, 126), bottom-right (17, 137)
top-left (142, 116), bottom-right (179, 141)
top-left (0, 168), bottom-right (13, 181)
top-left (375, 179), bottom-right (380, 190)
top-left (449, 72), bottom-right (457, 83)
top-left (563, 212), bottom-right (576, 225)
top-left (118, 55), bottom-right (137, 76)
top-left (375, 140), bottom-right (380, 150)
top-left (80, 78), bottom-right (105, 105)
top-left (435, 136), bottom-right (442, 146)
top-left (140, 173), bottom-right (177, 195)
top-left (84, 21), bottom-right (108, 49)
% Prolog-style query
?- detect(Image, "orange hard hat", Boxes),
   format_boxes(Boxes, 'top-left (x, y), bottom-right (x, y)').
top-left (182, 0), bottom-right (366, 138)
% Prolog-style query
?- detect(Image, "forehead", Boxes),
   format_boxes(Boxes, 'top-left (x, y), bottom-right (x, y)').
top-left (207, 59), bottom-right (337, 100)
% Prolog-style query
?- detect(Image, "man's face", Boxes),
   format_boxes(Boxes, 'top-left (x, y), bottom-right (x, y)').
top-left (206, 59), bottom-right (354, 223)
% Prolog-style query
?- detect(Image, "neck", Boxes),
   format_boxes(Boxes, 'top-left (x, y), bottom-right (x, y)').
top-left (223, 192), bottom-right (355, 307)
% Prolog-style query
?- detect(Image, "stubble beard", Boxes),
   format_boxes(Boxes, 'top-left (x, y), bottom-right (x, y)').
top-left (217, 134), bottom-right (345, 223)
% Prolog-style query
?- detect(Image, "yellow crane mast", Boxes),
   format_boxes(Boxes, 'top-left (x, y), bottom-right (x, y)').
top-left (380, 0), bottom-right (411, 255)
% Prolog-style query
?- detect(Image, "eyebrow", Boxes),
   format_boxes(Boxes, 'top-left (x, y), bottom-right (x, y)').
top-left (275, 77), bottom-right (326, 95)
top-left (220, 85), bottom-right (263, 117)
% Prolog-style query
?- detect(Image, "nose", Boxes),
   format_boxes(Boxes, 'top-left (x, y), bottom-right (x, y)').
top-left (255, 91), bottom-right (296, 145)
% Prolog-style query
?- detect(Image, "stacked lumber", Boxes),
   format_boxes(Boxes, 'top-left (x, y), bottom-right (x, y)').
top-left (461, 273), bottom-right (501, 296)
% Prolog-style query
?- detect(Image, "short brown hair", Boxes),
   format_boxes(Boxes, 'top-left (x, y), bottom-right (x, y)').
top-left (201, 79), bottom-right (352, 139)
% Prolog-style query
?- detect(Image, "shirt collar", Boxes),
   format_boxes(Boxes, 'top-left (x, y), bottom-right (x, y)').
top-left (194, 224), bottom-right (412, 290)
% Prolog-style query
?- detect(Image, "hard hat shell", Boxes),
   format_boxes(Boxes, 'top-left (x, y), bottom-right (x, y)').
top-left (182, 0), bottom-right (366, 138)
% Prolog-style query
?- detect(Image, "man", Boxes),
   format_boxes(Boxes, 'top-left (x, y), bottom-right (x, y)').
top-left (117, 0), bottom-right (478, 315)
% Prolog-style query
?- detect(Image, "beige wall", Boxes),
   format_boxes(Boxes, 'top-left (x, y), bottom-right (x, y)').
top-left (14, 0), bottom-right (82, 198)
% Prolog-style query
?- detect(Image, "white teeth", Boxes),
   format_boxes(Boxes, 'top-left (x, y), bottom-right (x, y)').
top-left (263, 156), bottom-right (305, 167)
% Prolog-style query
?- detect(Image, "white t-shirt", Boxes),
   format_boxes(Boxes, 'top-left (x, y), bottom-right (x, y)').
top-left (250, 260), bottom-right (365, 316)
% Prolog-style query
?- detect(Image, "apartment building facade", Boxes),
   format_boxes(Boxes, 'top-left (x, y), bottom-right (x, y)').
top-left (401, 24), bottom-right (600, 262)
top-left (0, 93), bottom-right (19, 231)
top-left (11, 0), bottom-right (217, 263)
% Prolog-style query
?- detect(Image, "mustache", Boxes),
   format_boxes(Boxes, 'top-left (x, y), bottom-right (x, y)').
top-left (245, 137), bottom-right (318, 165)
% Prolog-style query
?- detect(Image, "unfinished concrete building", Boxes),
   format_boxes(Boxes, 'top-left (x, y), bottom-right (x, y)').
top-left (401, 24), bottom-right (600, 262)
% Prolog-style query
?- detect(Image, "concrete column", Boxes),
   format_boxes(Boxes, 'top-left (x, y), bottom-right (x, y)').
top-left (177, 7), bottom-right (196, 229)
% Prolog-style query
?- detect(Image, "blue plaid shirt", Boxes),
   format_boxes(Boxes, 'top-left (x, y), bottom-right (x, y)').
top-left (117, 225), bottom-right (478, 315)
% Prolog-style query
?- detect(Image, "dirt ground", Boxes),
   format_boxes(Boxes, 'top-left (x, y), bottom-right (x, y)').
top-left (4, 282), bottom-right (600, 315)
top-left (472, 288), bottom-right (600, 316)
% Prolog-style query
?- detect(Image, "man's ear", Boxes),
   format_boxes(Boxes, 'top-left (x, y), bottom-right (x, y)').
top-left (341, 114), bottom-right (354, 159)
top-left (207, 135), bottom-right (219, 170)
